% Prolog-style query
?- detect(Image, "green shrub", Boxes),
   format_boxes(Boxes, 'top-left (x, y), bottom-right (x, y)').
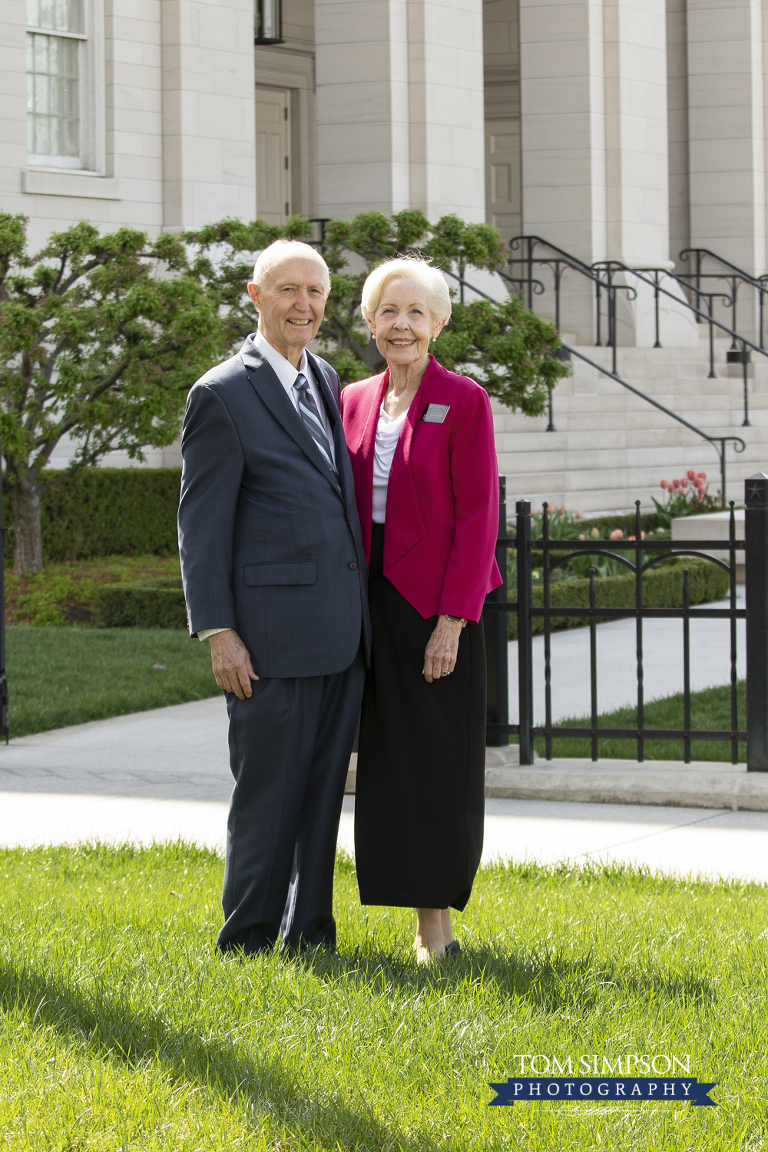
top-left (507, 557), bottom-right (730, 639)
top-left (3, 469), bottom-right (181, 563)
top-left (92, 579), bottom-right (187, 629)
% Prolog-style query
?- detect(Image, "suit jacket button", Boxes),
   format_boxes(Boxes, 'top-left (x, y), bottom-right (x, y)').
top-left (349, 561), bottom-right (358, 570)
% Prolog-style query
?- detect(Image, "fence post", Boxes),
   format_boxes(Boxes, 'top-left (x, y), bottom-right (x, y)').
top-left (745, 473), bottom-right (768, 770)
top-left (484, 477), bottom-right (509, 746)
top-left (517, 499), bottom-right (534, 765)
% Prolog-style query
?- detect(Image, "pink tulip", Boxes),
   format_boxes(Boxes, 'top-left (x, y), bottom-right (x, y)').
top-left (681, 478), bottom-right (689, 488)
top-left (672, 479), bottom-right (680, 489)
top-left (661, 480), bottom-right (669, 490)
top-left (557, 506), bottom-right (566, 514)
top-left (687, 469), bottom-right (696, 480)
top-left (579, 533), bottom-right (585, 541)
top-left (575, 510), bottom-right (583, 519)
top-left (697, 472), bottom-right (706, 480)
top-left (641, 531), bottom-right (646, 540)
top-left (629, 535), bottom-right (635, 541)
top-left (610, 528), bottom-right (623, 540)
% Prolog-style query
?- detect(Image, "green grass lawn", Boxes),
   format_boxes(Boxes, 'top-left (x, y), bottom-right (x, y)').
top-left (4, 625), bottom-right (746, 760)
top-left (5, 627), bottom-right (219, 738)
top-left (537, 681), bottom-right (746, 763)
top-left (0, 844), bottom-right (765, 1150)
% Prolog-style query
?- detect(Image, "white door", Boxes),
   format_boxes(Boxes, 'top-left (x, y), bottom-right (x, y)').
top-left (256, 86), bottom-right (290, 225)
top-left (485, 119), bottom-right (521, 242)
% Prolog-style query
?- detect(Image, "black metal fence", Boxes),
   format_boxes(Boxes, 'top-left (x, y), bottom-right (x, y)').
top-left (484, 474), bottom-right (768, 772)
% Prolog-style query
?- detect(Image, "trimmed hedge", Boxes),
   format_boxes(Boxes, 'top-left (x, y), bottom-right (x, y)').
top-left (92, 578), bottom-right (186, 629)
top-left (86, 547), bottom-right (728, 634)
top-left (4, 465), bottom-right (720, 564)
top-left (507, 558), bottom-right (730, 640)
top-left (4, 468), bottom-right (182, 562)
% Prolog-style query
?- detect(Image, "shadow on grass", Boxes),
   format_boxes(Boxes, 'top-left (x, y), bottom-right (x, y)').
top-left (301, 944), bottom-right (717, 1014)
top-left (0, 957), bottom-right (425, 1152)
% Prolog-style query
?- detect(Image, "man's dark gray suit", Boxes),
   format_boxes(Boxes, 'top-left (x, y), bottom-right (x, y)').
top-left (178, 333), bottom-right (371, 953)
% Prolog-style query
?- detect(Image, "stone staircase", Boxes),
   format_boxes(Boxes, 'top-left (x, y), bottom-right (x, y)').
top-left (493, 331), bottom-right (768, 513)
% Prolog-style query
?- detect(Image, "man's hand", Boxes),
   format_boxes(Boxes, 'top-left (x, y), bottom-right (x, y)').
top-left (423, 616), bottom-right (465, 683)
top-left (209, 629), bottom-right (259, 698)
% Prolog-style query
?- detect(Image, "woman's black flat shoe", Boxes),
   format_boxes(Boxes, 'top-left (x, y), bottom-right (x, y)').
top-left (444, 939), bottom-right (460, 956)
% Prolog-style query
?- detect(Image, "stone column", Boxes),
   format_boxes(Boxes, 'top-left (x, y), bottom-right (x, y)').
top-left (519, 0), bottom-right (669, 265)
top-left (161, 0), bottom-right (256, 230)
top-left (406, 0), bottom-right (485, 223)
top-left (314, 0), bottom-right (411, 218)
top-left (604, 0), bottom-right (669, 266)
top-left (519, 0), bottom-right (673, 343)
top-left (519, 0), bottom-right (607, 265)
top-left (687, 0), bottom-right (766, 276)
top-left (314, 0), bottom-right (485, 222)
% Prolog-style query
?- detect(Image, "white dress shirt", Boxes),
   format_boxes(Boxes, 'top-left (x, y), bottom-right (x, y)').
top-left (372, 402), bottom-right (408, 523)
top-left (198, 329), bottom-right (336, 641)
top-left (253, 328), bottom-right (336, 466)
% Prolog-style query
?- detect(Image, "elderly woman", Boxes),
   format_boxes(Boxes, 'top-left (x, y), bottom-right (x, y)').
top-left (339, 257), bottom-right (501, 962)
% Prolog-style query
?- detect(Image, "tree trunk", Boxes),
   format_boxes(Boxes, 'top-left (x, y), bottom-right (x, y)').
top-left (9, 472), bottom-right (43, 575)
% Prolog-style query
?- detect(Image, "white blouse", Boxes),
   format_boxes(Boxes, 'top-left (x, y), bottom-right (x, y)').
top-left (372, 402), bottom-right (409, 523)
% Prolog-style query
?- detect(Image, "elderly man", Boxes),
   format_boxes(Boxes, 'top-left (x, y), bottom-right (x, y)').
top-left (178, 240), bottom-right (370, 955)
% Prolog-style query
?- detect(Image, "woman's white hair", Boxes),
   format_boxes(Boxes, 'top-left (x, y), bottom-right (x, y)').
top-left (251, 239), bottom-right (330, 291)
top-left (360, 257), bottom-right (452, 325)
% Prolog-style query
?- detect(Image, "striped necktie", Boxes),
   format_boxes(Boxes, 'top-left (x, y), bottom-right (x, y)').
top-left (293, 372), bottom-right (338, 475)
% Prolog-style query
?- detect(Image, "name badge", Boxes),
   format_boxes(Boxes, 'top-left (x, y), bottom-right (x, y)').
top-left (421, 403), bottom-right (450, 424)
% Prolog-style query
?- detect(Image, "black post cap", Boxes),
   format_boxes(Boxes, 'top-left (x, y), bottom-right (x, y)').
top-left (745, 473), bottom-right (768, 506)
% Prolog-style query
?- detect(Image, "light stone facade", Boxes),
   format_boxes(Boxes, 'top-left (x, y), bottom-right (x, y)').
top-left (2, 1), bottom-right (768, 504)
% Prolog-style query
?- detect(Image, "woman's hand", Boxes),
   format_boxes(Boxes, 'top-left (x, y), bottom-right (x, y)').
top-left (423, 615), bottom-right (465, 682)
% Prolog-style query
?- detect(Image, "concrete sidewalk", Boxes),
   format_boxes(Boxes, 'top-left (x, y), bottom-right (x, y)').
top-left (508, 590), bottom-right (746, 724)
top-left (1, 697), bottom-right (767, 884)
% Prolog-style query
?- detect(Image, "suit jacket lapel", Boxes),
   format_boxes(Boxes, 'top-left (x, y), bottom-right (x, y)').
top-left (239, 337), bottom-right (341, 494)
top-left (306, 351), bottom-right (349, 498)
top-left (384, 357), bottom-right (442, 568)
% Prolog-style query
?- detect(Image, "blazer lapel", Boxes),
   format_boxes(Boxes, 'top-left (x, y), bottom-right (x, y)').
top-left (240, 338), bottom-right (341, 494)
top-left (384, 357), bottom-right (442, 569)
top-left (357, 369), bottom-right (389, 470)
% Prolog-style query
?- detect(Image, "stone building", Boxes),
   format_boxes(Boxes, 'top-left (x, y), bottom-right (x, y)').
top-left (2, 0), bottom-right (767, 508)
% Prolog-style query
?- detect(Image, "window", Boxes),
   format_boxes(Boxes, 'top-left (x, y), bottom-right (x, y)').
top-left (26, 0), bottom-right (86, 168)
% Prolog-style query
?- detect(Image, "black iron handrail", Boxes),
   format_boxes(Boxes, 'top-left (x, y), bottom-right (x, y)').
top-left (440, 265), bottom-right (747, 503)
top-left (680, 247), bottom-right (768, 351)
top-left (509, 235), bottom-right (768, 426)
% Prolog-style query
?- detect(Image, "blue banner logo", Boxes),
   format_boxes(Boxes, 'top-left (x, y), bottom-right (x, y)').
top-left (489, 1077), bottom-right (716, 1107)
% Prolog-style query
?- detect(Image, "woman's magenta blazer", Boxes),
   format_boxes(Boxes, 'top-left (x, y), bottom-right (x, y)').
top-left (339, 356), bottom-right (503, 624)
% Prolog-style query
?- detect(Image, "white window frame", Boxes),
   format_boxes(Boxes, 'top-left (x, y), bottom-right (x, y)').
top-left (26, 0), bottom-right (106, 176)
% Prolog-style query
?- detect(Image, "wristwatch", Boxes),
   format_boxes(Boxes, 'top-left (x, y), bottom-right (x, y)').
top-left (445, 614), bottom-right (467, 625)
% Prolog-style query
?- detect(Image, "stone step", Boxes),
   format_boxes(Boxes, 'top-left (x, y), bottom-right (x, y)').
top-left (487, 330), bottom-right (766, 513)
top-left (483, 752), bottom-right (768, 812)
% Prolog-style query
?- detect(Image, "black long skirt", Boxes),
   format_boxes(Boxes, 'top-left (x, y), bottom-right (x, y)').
top-left (354, 522), bottom-right (486, 911)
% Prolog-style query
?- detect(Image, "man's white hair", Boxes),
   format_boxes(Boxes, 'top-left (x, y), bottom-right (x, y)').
top-left (251, 239), bottom-right (330, 292)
